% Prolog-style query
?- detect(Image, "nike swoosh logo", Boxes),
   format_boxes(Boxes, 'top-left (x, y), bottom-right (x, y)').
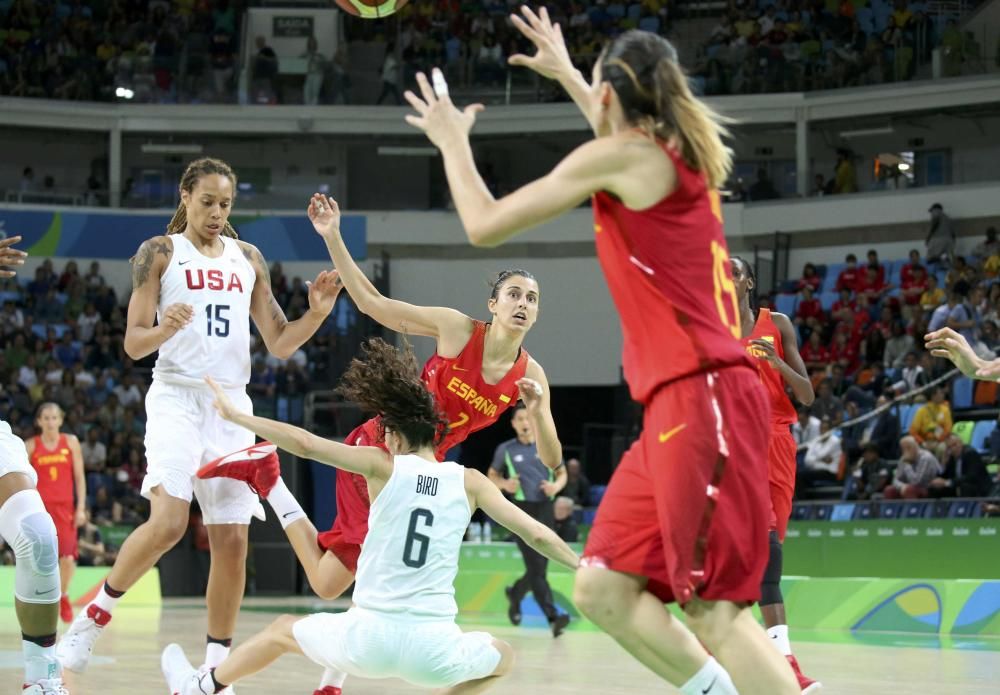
top-left (178, 260), bottom-right (191, 266)
top-left (35, 588), bottom-right (55, 595)
top-left (702, 676), bottom-right (718, 694)
top-left (658, 423), bottom-right (687, 444)
top-left (452, 364), bottom-right (469, 372)
top-left (282, 510), bottom-right (299, 519)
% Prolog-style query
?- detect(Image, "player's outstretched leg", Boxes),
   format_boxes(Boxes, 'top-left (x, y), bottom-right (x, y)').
top-left (0, 474), bottom-right (67, 695)
top-left (58, 486), bottom-right (190, 672)
top-left (684, 598), bottom-right (801, 695)
top-left (760, 531), bottom-right (821, 693)
top-left (574, 567), bottom-right (738, 695)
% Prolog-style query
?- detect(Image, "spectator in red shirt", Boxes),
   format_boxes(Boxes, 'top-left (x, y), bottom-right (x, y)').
top-left (795, 285), bottom-right (825, 332)
top-left (900, 249), bottom-right (923, 285)
top-left (797, 262), bottom-right (822, 293)
top-left (830, 330), bottom-right (860, 374)
top-left (836, 253), bottom-right (860, 292)
top-left (856, 266), bottom-right (890, 305)
top-left (901, 264), bottom-right (928, 310)
top-left (800, 330), bottom-right (830, 372)
top-left (866, 249), bottom-right (886, 285)
top-left (831, 288), bottom-right (855, 323)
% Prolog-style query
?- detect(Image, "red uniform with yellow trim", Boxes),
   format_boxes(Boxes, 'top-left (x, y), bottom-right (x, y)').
top-left (29, 433), bottom-right (78, 559)
top-left (744, 308), bottom-right (799, 541)
top-left (581, 140), bottom-right (771, 606)
top-left (317, 320), bottom-right (529, 570)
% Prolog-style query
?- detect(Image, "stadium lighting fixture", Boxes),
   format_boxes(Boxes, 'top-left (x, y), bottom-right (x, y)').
top-left (115, 87), bottom-right (135, 100)
top-left (840, 126), bottom-right (894, 138)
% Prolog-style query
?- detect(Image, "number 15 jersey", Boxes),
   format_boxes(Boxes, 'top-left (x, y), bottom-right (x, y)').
top-left (353, 455), bottom-right (470, 621)
top-left (592, 140), bottom-right (753, 404)
top-left (153, 234), bottom-right (256, 389)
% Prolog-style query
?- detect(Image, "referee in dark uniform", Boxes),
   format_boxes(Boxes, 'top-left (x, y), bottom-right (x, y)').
top-left (489, 403), bottom-right (569, 636)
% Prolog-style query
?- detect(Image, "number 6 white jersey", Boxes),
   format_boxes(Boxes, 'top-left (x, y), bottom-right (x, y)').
top-left (354, 455), bottom-right (471, 621)
top-left (153, 234), bottom-right (255, 389)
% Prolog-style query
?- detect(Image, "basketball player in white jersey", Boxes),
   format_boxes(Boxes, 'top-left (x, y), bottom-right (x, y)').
top-left (162, 338), bottom-right (578, 695)
top-left (0, 236), bottom-right (68, 695)
top-left (58, 158), bottom-right (343, 685)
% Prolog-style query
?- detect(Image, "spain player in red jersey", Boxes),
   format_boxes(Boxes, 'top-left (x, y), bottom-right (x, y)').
top-left (24, 404), bottom-right (86, 625)
top-left (205, 195), bottom-right (564, 695)
top-left (402, 7), bottom-right (799, 693)
top-left (732, 257), bottom-right (821, 693)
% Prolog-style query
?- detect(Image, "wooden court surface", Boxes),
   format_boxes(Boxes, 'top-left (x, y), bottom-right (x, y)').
top-left (1, 599), bottom-right (996, 694)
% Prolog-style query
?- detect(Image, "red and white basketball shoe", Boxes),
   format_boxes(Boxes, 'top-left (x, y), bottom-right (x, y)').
top-left (787, 655), bottom-right (822, 693)
top-left (197, 442), bottom-right (280, 498)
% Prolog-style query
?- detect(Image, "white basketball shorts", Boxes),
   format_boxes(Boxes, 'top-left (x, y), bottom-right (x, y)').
top-left (0, 421), bottom-right (36, 485)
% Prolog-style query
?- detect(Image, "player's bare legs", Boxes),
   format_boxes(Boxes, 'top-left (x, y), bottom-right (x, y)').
top-left (58, 486), bottom-right (189, 672)
top-left (205, 524), bottom-right (249, 640)
top-left (685, 598), bottom-right (801, 695)
top-left (438, 639), bottom-right (514, 695)
top-left (283, 517), bottom-right (355, 600)
top-left (574, 567), bottom-right (722, 687)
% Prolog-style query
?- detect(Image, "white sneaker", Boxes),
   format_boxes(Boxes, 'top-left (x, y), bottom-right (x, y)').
top-left (162, 644), bottom-right (215, 695)
top-left (198, 664), bottom-right (236, 695)
top-left (22, 678), bottom-right (70, 695)
top-left (55, 604), bottom-right (111, 673)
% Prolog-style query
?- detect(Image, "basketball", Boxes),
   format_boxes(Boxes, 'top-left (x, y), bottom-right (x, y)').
top-left (333, 0), bottom-right (410, 19)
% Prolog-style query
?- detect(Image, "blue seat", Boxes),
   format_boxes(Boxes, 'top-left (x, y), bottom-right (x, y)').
top-left (638, 16), bottom-right (660, 32)
top-left (588, 485), bottom-right (607, 507)
top-left (935, 270), bottom-right (947, 287)
top-left (774, 293), bottom-right (798, 317)
top-left (626, 3), bottom-right (642, 21)
top-left (952, 377), bottom-right (974, 410)
top-left (0, 290), bottom-right (21, 304)
top-left (887, 259), bottom-right (905, 285)
top-left (582, 508), bottom-right (598, 525)
top-left (971, 420), bottom-right (997, 452)
top-left (822, 264), bottom-right (845, 293)
top-left (819, 291), bottom-right (839, 311)
top-left (900, 404), bottom-right (918, 432)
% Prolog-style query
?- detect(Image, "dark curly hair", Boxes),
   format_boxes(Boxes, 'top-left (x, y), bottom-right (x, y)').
top-left (336, 338), bottom-right (448, 450)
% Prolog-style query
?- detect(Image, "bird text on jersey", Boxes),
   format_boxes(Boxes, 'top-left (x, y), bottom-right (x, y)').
top-left (416, 474), bottom-right (439, 497)
top-left (184, 269), bottom-right (245, 293)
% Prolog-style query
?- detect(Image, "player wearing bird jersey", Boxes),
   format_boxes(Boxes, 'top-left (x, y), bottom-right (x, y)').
top-left (204, 193), bottom-right (563, 695)
top-left (405, 8), bottom-right (799, 694)
top-left (24, 403), bottom-right (86, 625)
top-left (163, 339), bottom-right (578, 695)
top-left (0, 236), bottom-right (67, 695)
top-left (732, 257), bottom-right (821, 693)
top-left (57, 158), bottom-right (343, 684)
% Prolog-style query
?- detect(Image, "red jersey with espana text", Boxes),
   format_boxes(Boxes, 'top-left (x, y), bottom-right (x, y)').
top-left (743, 308), bottom-right (798, 426)
top-left (592, 140), bottom-right (753, 404)
top-left (30, 434), bottom-right (74, 504)
top-left (355, 321), bottom-right (528, 459)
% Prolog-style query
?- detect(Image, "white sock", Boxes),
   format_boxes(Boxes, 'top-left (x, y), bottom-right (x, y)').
top-left (679, 657), bottom-right (737, 695)
top-left (767, 624), bottom-right (793, 656)
top-left (267, 477), bottom-right (305, 529)
top-left (319, 666), bottom-right (348, 688)
top-left (205, 641), bottom-right (231, 668)
top-left (23, 638), bottom-right (60, 684)
top-left (92, 583), bottom-right (124, 614)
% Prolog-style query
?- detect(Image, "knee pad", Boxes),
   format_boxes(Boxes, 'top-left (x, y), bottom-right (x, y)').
top-left (759, 529), bottom-right (784, 607)
top-left (0, 489), bottom-right (60, 604)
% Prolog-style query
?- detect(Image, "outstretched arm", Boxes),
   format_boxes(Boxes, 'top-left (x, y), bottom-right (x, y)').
top-left (468, 469), bottom-right (578, 570)
top-left (307, 195), bottom-right (474, 354)
top-left (206, 377), bottom-right (392, 480)
top-left (772, 312), bottom-right (815, 405)
top-left (240, 241), bottom-right (342, 360)
top-left (0, 235), bottom-right (27, 277)
top-left (925, 327), bottom-right (997, 380)
top-left (518, 361), bottom-right (563, 472)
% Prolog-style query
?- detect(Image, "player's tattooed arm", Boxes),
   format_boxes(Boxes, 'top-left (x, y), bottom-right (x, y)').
top-left (131, 236), bottom-right (172, 288)
top-left (125, 236), bottom-right (189, 360)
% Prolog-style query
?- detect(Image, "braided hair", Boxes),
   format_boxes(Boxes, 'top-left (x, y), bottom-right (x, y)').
top-left (166, 158), bottom-right (239, 238)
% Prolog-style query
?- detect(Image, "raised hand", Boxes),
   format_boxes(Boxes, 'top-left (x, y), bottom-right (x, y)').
top-left (508, 6), bottom-right (575, 81)
top-left (161, 302), bottom-right (194, 334)
top-left (205, 376), bottom-right (239, 421)
top-left (306, 269), bottom-right (343, 316)
top-left (516, 377), bottom-right (544, 412)
top-left (0, 235), bottom-right (27, 278)
top-left (749, 338), bottom-right (779, 365)
top-left (925, 327), bottom-right (985, 379)
top-left (404, 69), bottom-right (484, 149)
top-left (308, 194), bottom-right (341, 240)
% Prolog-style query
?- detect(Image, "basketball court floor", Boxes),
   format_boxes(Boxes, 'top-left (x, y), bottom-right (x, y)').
top-left (2, 598), bottom-right (997, 693)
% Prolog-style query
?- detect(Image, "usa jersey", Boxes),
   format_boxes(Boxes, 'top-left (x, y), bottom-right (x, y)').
top-left (353, 456), bottom-right (470, 620)
top-left (355, 321), bottom-right (528, 459)
top-left (743, 308), bottom-right (798, 426)
top-left (592, 140), bottom-right (753, 404)
top-left (153, 235), bottom-right (255, 388)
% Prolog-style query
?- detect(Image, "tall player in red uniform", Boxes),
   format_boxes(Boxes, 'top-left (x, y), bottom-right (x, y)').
top-left (205, 195), bottom-right (563, 695)
top-left (24, 404), bottom-right (86, 625)
top-left (732, 257), bottom-right (821, 693)
top-left (402, 7), bottom-right (799, 693)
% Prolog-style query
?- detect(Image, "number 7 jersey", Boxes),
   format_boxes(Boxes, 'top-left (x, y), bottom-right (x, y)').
top-left (591, 140), bottom-right (753, 404)
top-left (153, 234), bottom-right (256, 389)
top-left (353, 455), bottom-right (470, 620)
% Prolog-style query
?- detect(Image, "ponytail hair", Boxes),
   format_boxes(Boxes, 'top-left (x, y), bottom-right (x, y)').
top-left (167, 157), bottom-right (239, 238)
top-left (601, 30), bottom-right (733, 189)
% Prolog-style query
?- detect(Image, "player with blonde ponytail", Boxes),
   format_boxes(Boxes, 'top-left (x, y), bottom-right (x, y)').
top-left (57, 157), bottom-right (344, 687)
top-left (405, 7), bottom-right (801, 695)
